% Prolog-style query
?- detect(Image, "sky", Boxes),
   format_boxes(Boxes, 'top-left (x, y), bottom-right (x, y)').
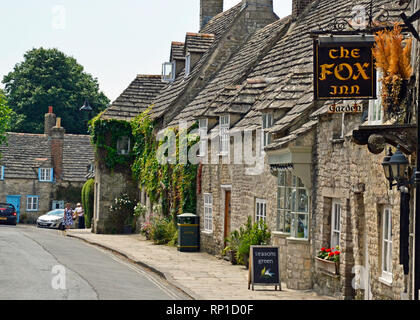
top-left (0, 0), bottom-right (292, 102)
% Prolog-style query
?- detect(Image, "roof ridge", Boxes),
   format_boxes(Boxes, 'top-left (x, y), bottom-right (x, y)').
top-left (136, 74), bottom-right (162, 79)
top-left (186, 32), bottom-right (215, 38)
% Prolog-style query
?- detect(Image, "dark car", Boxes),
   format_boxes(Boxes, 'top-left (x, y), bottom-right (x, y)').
top-left (0, 203), bottom-right (17, 226)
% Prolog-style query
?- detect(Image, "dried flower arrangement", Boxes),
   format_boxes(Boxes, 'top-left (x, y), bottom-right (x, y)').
top-left (372, 23), bottom-right (413, 120)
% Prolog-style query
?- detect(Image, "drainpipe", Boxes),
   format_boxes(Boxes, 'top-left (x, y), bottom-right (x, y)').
top-left (415, 63), bottom-right (420, 301)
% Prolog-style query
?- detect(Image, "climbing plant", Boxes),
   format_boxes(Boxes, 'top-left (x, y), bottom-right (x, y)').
top-left (89, 112), bottom-right (134, 171)
top-left (81, 178), bottom-right (95, 228)
top-left (131, 107), bottom-right (199, 220)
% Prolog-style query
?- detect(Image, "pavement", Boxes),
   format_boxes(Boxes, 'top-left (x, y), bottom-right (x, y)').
top-left (67, 228), bottom-right (336, 300)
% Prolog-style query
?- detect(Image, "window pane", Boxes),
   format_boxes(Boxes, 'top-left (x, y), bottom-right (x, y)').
top-left (284, 211), bottom-right (291, 233)
top-left (297, 189), bottom-right (308, 213)
top-left (297, 214), bottom-right (308, 239)
top-left (332, 232), bottom-right (340, 248)
top-left (278, 172), bottom-right (285, 187)
top-left (383, 243), bottom-right (389, 272)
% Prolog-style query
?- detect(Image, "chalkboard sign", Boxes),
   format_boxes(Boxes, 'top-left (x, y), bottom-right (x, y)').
top-left (248, 246), bottom-right (281, 291)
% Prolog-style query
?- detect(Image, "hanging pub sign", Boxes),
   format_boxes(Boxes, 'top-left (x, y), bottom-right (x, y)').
top-left (248, 246), bottom-right (281, 291)
top-left (314, 35), bottom-right (377, 100)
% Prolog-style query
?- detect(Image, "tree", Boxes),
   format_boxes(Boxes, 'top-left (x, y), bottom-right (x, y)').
top-left (0, 89), bottom-right (12, 157)
top-left (2, 48), bottom-right (110, 134)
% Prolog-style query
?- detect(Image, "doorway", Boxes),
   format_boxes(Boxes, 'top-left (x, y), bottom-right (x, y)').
top-left (6, 195), bottom-right (21, 223)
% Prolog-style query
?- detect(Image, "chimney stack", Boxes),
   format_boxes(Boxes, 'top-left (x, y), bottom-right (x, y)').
top-left (292, 0), bottom-right (316, 20)
top-left (44, 106), bottom-right (57, 136)
top-left (50, 117), bottom-right (65, 182)
top-left (242, 0), bottom-right (274, 12)
top-left (200, 0), bottom-right (224, 30)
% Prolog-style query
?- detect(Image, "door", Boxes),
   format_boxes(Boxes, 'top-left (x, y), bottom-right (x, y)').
top-left (224, 190), bottom-right (231, 247)
top-left (6, 195), bottom-right (21, 223)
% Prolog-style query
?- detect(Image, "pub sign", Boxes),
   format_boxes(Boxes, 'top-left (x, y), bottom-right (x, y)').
top-left (314, 36), bottom-right (377, 100)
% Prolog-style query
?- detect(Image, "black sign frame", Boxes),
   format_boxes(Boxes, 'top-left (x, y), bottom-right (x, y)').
top-left (248, 246), bottom-right (281, 291)
top-left (314, 36), bottom-right (377, 101)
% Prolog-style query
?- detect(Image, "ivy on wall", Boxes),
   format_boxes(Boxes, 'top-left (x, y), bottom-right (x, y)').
top-left (131, 107), bottom-right (199, 219)
top-left (89, 112), bottom-right (134, 171)
top-left (90, 107), bottom-right (199, 221)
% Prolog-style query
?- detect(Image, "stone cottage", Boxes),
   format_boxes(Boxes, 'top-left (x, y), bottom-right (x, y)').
top-left (0, 107), bottom-right (94, 223)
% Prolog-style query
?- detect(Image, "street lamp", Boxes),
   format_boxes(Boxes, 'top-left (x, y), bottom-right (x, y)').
top-left (382, 146), bottom-right (410, 190)
top-left (80, 100), bottom-right (92, 112)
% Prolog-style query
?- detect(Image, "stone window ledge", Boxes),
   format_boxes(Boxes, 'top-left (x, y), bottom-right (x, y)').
top-left (201, 230), bottom-right (213, 235)
top-left (272, 231), bottom-right (290, 238)
top-left (286, 237), bottom-right (309, 244)
top-left (379, 276), bottom-right (393, 287)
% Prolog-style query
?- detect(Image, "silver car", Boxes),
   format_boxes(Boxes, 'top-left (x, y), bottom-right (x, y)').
top-left (36, 209), bottom-right (64, 229)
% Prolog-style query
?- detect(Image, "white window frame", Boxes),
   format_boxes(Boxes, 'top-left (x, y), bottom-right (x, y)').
top-left (26, 196), bottom-right (39, 212)
top-left (185, 53), bottom-right (191, 78)
top-left (277, 171), bottom-right (309, 239)
top-left (368, 71), bottom-right (384, 125)
top-left (162, 61), bottom-right (176, 82)
top-left (255, 199), bottom-right (267, 223)
top-left (381, 207), bottom-right (393, 283)
top-left (117, 136), bottom-right (130, 155)
top-left (204, 193), bottom-right (213, 232)
top-left (39, 168), bottom-right (53, 182)
top-left (0, 166), bottom-right (4, 180)
top-left (262, 113), bottom-right (273, 151)
top-left (331, 200), bottom-right (341, 249)
top-left (198, 118), bottom-right (208, 157)
top-left (219, 115), bottom-right (230, 155)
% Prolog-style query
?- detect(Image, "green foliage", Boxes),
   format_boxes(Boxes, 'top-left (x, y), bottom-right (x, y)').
top-left (89, 114), bottom-right (134, 170)
top-left (0, 90), bottom-right (12, 157)
top-left (81, 178), bottom-right (95, 228)
top-left (2, 47), bottom-right (109, 134)
top-left (131, 107), bottom-right (199, 219)
top-left (149, 216), bottom-right (177, 245)
top-left (108, 193), bottom-right (136, 233)
top-left (225, 217), bottom-right (271, 266)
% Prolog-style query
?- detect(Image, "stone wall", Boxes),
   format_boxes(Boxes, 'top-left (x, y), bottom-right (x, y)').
top-left (313, 112), bottom-right (407, 299)
top-left (0, 178), bottom-right (84, 223)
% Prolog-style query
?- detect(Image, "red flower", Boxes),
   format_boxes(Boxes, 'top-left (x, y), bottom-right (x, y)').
top-left (328, 252), bottom-right (334, 257)
top-left (326, 249), bottom-right (331, 253)
top-left (335, 251), bottom-right (341, 255)
top-left (331, 248), bottom-right (335, 251)
top-left (321, 247), bottom-right (326, 252)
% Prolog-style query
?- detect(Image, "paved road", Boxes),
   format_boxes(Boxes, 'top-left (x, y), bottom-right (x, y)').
top-left (0, 225), bottom-right (189, 300)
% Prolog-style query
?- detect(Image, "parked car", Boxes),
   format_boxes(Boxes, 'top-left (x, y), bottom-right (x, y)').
top-left (0, 203), bottom-right (17, 226)
top-left (36, 209), bottom-right (64, 229)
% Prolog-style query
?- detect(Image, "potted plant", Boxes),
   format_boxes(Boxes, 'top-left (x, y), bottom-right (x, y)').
top-left (372, 23), bottom-right (413, 122)
top-left (109, 193), bottom-right (136, 234)
top-left (223, 230), bottom-right (240, 265)
top-left (315, 246), bottom-right (341, 275)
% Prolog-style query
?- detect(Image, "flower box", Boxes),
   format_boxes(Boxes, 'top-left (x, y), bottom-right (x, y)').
top-left (315, 257), bottom-right (339, 276)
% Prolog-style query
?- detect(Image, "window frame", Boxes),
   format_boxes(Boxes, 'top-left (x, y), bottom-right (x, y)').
top-left (26, 196), bottom-right (40, 212)
top-left (255, 198), bottom-right (267, 223)
top-left (261, 113), bottom-right (274, 151)
top-left (162, 61), bottom-right (176, 82)
top-left (0, 166), bottom-right (4, 180)
top-left (198, 118), bottom-right (208, 157)
top-left (117, 136), bottom-right (131, 156)
top-left (185, 53), bottom-right (191, 78)
top-left (381, 207), bottom-right (393, 282)
top-left (203, 193), bottom-right (213, 232)
top-left (368, 71), bottom-right (384, 125)
top-left (219, 115), bottom-right (230, 155)
top-left (277, 171), bottom-right (309, 239)
top-left (39, 168), bottom-right (53, 182)
top-left (331, 200), bottom-right (341, 249)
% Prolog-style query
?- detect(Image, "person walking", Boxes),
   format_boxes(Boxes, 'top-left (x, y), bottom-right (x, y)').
top-left (75, 203), bottom-right (85, 229)
top-left (62, 203), bottom-right (74, 235)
